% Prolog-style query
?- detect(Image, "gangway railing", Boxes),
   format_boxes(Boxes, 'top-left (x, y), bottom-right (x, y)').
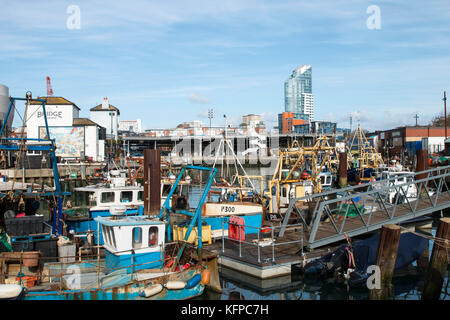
top-left (219, 217), bottom-right (303, 264)
top-left (279, 165), bottom-right (450, 249)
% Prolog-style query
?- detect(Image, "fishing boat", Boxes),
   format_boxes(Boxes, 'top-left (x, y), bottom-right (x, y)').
top-left (266, 137), bottom-right (337, 216)
top-left (160, 165), bottom-right (264, 239)
top-left (64, 175), bottom-right (190, 245)
top-left (0, 212), bottom-right (220, 300)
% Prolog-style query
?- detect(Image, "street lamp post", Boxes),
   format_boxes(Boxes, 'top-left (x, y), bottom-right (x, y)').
top-left (208, 108), bottom-right (214, 137)
top-left (109, 112), bottom-right (114, 160)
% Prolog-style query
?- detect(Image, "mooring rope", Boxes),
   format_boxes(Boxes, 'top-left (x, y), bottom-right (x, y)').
top-left (397, 225), bottom-right (450, 258)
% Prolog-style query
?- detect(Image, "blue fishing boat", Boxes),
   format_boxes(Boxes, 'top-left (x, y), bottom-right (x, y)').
top-left (160, 166), bottom-right (264, 241)
top-left (64, 177), bottom-right (189, 245)
top-left (1, 213), bottom-right (220, 300)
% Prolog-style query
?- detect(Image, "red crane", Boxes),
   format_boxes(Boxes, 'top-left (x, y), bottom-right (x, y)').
top-left (46, 76), bottom-right (54, 96)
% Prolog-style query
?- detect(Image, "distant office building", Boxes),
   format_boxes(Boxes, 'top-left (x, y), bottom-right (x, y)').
top-left (242, 114), bottom-right (261, 126)
top-left (335, 127), bottom-right (351, 141)
top-left (284, 65), bottom-right (314, 121)
top-left (293, 120), bottom-right (336, 135)
top-left (119, 119), bottom-right (142, 134)
top-left (293, 123), bottom-right (310, 134)
top-left (240, 114), bottom-right (266, 134)
top-left (311, 121), bottom-right (336, 134)
top-left (278, 112), bottom-right (309, 134)
top-left (90, 97), bottom-right (120, 140)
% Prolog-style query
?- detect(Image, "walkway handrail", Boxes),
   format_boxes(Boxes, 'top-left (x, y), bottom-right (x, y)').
top-left (220, 216), bottom-right (303, 263)
top-left (279, 165), bottom-right (450, 247)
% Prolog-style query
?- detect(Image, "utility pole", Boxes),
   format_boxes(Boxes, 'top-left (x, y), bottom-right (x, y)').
top-left (444, 91), bottom-right (447, 156)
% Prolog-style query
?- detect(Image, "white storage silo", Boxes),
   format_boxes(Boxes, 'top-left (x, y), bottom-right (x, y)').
top-left (0, 84), bottom-right (14, 130)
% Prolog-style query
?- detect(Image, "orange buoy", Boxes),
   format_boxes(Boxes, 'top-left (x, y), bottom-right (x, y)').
top-left (201, 269), bottom-right (210, 285)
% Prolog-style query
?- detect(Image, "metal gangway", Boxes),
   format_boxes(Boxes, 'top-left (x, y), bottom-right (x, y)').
top-left (279, 165), bottom-right (450, 249)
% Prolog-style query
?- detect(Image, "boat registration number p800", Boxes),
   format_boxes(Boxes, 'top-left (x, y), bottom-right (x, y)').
top-left (220, 206), bottom-right (235, 213)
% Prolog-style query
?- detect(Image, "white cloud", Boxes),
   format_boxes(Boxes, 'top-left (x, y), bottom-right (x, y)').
top-left (187, 93), bottom-right (211, 104)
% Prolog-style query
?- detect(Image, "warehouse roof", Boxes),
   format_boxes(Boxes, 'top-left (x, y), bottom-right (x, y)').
top-left (73, 118), bottom-right (102, 127)
top-left (30, 96), bottom-right (80, 110)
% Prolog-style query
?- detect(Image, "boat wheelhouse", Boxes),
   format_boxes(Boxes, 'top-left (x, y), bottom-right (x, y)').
top-left (98, 215), bottom-right (165, 273)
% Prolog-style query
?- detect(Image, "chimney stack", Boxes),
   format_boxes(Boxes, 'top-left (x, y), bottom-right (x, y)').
top-left (102, 97), bottom-right (109, 109)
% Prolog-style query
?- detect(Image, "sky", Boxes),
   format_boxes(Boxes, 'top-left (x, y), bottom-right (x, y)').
top-left (1, 0), bottom-right (449, 131)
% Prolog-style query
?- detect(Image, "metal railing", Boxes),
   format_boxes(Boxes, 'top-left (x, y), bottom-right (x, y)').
top-left (280, 165), bottom-right (450, 249)
top-left (220, 217), bottom-right (303, 264)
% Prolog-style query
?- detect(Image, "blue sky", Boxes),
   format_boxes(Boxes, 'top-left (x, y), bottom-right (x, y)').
top-left (1, 0), bottom-right (449, 131)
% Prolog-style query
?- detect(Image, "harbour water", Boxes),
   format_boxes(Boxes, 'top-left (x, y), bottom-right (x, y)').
top-left (198, 224), bottom-right (450, 300)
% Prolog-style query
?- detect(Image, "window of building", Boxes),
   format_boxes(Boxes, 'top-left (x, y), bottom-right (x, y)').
top-left (101, 192), bottom-right (115, 203)
top-left (132, 227), bottom-right (142, 249)
top-left (120, 191), bottom-right (133, 203)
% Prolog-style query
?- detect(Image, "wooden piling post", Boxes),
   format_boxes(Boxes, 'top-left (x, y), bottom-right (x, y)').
top-left (338, 152), bottom-right (347, 188)
top-left (369, 224), bottom-right (401, 300)
top-left (422, 217), bottom-right (450, 300)
top-left (416, 149), bottom-right (428, 181)
top-left (143, 149), bottom-right (161, 216)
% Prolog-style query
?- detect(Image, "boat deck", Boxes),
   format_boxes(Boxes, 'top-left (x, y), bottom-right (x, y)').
top-left (205, 230), bottom-right (333, 278)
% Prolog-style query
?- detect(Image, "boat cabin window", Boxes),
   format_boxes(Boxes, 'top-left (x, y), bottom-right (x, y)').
top-left (88, 192), bottom-right (97, 207)
top-left (101, 192), bottom-right (115, 204)
top-left (326, 176), bottom-right (332, 185)
top-left (138, 191), bottom-right (143, 201)
top-left (282, 187), bottom-right (287, 198)
top-left (132, 227), bottom-right (142, 249)
top-left (102, 226), bottom-right (116, 249)
top-left (320, 176), bottom-right (325, 185)
top-left (162, 185), bottom-right (172, 196)
top-left (77, 191), bottom-right (96, 208)
top-left (149, 227), bottom-right (158, 247)
top-left (396, 177), bottom-right (406, 184)
top-left (120, 191), bottom-right (133, 203)
top-left (102, 226), bottom-right (109, 245)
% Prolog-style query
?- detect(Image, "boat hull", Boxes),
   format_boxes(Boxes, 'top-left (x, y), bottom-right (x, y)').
top-left (202, 202), bottom-right (262, 217)
top-left (24, 268), bottom-right (205, 300)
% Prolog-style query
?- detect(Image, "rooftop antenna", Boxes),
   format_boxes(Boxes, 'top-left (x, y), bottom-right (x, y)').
top-left (414, 113), bottom-right (419, 126)
top-left (46, 76), bottom-right (54, 96)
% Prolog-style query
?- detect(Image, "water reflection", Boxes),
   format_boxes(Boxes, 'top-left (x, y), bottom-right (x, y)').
top-left (197, 266), bottom-right (448, 300)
